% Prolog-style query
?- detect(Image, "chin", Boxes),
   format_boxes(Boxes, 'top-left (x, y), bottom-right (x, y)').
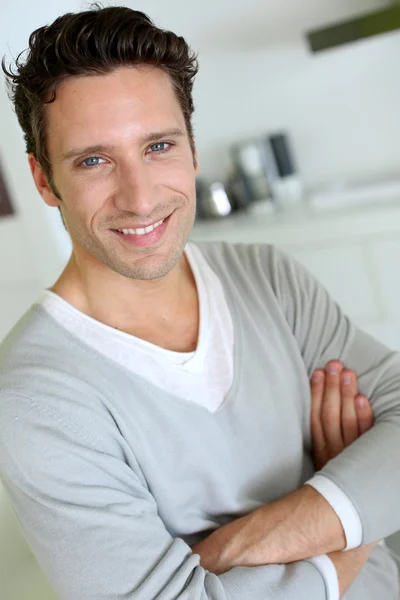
top-left (107, 246), bottom-right (184, 281)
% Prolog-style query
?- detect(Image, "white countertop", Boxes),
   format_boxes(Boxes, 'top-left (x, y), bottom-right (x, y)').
top-left (190, 196), bottom-right (400, 248)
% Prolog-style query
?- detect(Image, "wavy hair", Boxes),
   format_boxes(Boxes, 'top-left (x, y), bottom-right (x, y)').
top-left (2, 4), bottom-right (199, 181)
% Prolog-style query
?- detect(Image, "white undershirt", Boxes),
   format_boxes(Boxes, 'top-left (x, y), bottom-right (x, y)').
top-left (36, 241), bottom-right (365, 600)
top-left (38, 243), bottom-right (234, 413)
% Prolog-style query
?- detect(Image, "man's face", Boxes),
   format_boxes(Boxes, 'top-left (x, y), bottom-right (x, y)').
top-left (41, 65), bottom-right (198, 280)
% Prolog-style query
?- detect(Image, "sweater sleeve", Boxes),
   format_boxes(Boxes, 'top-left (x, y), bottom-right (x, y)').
top-left (0, 392), bottom-right (332, 600)
top-left (306, 473), bottom-right (363, 549)
top-left (268, 244), bottom-right (400, 545)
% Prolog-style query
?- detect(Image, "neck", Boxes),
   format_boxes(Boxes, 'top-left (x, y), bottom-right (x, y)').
top-left (50, 247), bottom-right (199, 349)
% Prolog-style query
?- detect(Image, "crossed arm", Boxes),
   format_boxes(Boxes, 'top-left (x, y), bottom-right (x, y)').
top-left (192, 361), bottom-right (377, 597)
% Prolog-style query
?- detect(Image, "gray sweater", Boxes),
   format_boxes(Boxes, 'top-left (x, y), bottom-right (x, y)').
top-left (0, 242), bottom-right (399, 599)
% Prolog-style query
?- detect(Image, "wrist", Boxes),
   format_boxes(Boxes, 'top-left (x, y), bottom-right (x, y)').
top-left (235, 485), bottom-right (347, 566)
top-left (306, 475), bottom-right (363, 550)
top-left (193, 485), bottom-right (348, 573)
top-left (328, 542), bottom-right (378, 597)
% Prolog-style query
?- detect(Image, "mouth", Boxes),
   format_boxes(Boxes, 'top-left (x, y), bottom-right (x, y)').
top-left (110, 214), bottom-right (172, 248)
top-left (114, 217), bottom-right (165, 236)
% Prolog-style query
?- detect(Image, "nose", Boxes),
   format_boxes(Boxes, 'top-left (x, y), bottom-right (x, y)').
top-left (113, 160), bottom-right (156, 217)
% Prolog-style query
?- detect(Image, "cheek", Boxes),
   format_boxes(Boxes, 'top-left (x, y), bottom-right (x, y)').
top-left (62, 177), bottom-right (110, 218)
top-left (158, 158), bottom-right (196, 197)
top-left (60, 194), bottom-right (102, 239)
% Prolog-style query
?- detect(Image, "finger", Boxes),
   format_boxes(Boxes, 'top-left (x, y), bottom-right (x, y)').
top-left (340, 370), bottom-right (359, 447)
top-left (322, 360), bottom-right (344, 457)
top-left (310, 370), bottom-right (327, 467)
top-left (355, 395), bottom-right (374, 435)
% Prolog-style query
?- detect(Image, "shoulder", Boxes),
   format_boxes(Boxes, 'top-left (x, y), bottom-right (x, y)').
top-left (189, 240), bottom-right (296, 292)
top-left (0, 304), bottom-right (109, 418)
top-left (189, 241), bottom-right (323, 335)
top-left (189, 239), bottom-right (276, 269)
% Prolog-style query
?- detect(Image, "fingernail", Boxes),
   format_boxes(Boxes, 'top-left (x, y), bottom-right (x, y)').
top-left (327, 364), bottom-right (339, 375)
top-left (356, 396), bottom-right (366, 409)
top-left (343, 372), bottom-right (352, 385)
top-left (312, 371), bottom-right (323, 382)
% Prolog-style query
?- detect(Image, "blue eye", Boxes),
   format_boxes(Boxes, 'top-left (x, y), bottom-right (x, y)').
top-left (149, 142), bottom-right (170, 153)
top-left (82, 157), bottom-right (105, 167)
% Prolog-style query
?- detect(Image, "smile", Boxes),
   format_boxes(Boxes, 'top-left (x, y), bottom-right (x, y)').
top-left (114, 218), bottom-right (165, 236)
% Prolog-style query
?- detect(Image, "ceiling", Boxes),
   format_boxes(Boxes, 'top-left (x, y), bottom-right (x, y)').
top-left (0, 0), bottom-right (387, 58)
top-left (128, 0), bottom-right (387, 51)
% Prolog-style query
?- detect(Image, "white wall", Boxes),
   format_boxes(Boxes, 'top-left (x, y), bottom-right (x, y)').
top-left (0, 76), bottom-right (71, 341)
top-left (194, 31), bottom-right (400, 185)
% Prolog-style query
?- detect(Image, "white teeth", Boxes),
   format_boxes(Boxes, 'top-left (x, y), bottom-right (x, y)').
top-left (117, 219), bottom-right (164, 236)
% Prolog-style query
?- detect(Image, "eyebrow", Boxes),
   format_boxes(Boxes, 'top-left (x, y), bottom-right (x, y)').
top-left (59, 128), bottom-right (186, 163)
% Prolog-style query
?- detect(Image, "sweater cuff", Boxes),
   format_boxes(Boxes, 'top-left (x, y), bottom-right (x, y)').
top-left (305, 554), bottom-right (339, 600)
top-left (305, 474), bottom-right (362, 550)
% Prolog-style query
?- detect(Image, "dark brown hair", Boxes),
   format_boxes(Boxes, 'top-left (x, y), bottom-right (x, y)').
top-left (2, 3), bottom-right (199, 183)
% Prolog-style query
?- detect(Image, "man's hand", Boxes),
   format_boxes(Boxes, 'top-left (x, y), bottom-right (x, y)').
top-left (311, 360), bottom-right (374, 470)
top-left (328, 541), bottom-right (379, 597)
top-left (309, 361), bottom-right (378, 596)
top-left (191, 361), bottom-right (376, 578)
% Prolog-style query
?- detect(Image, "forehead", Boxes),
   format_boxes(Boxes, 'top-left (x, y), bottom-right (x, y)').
top-left (46, 66), bottom-right (185, 156)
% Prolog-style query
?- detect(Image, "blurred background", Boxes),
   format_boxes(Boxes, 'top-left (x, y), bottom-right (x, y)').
top-left (1, 1), bottom-right (400, 598)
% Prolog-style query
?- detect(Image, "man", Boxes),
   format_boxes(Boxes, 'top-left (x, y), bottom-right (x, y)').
top-left (0, 5), bottom-right (399, 599)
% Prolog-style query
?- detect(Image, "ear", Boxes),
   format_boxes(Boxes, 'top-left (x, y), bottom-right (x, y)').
top-left (28, 154), bottom-right (60, 207)
top-left (194, 149), bottom-right (200, 175)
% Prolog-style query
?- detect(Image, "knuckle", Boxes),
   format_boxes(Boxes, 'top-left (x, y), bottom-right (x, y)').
top-left (322, 407), bottom-right (339, 427)
top-left (325, 373), bottom-right (341, 389)
top-left (360, 413), bottom-right (374, 426)
top-left (324, 377), bottom-right (337, 391)
top-left (310, 415), bottom-right (319, 428)
top-left (342, 413), bottom-right (357, 426)
top-left (342, 419), bottom-right (358, 434)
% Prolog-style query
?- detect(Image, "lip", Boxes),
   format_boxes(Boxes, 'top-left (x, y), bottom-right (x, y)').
top-left (111, 214), bottom-right (171, 248)
top-left (112, 217), bottom-right (166, 231)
